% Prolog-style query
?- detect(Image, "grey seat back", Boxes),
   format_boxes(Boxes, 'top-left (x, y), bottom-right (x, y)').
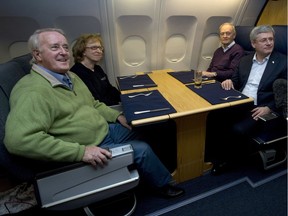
top-left (0, 59), bottom-right (33, 181)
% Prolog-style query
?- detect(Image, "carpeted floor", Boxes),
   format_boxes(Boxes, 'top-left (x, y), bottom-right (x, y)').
top-left (133, 158), bottom-right (287, 216)
top-left (159, 174), bottom-right (287, 216)
top-left (1, 157), bottom-right (287, 216)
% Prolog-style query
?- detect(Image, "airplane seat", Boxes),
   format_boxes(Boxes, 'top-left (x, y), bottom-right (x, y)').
top-left (234, 26), bottom-right (254, 55)
top-left (252, 77), bottom-right (287, 170)
top-left (10, 53), bottom-right (33, 74)
top-left (254, 25), bottom-right (287, 170)
top-left (235, 25), bottom-right (287, 170)
top-left (272, 25), bottom-right (287, 55)
top-left (0, 55), bottom-right (139, 215)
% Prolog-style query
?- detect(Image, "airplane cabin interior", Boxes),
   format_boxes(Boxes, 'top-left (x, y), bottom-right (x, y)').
top-left (0, 0), bottom-right (287, 215)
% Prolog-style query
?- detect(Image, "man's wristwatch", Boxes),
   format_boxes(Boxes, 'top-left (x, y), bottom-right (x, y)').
top-left (213, 72), bottom-right (217, 77)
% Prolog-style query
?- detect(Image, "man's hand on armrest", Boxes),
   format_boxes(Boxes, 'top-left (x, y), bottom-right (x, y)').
top-left (82, 146), bottom-right (112, 167)
top-left (252, 106), bottom-right (272, 121)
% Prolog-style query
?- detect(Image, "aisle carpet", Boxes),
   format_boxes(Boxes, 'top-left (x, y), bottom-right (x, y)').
top-left (133, 159), bottom-right (287, 216)
top-left (1, 157), bottom-right (287, 216)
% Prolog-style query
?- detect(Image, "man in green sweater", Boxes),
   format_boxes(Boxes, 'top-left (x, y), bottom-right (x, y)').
top-left (4, 28), bottom-right (184, 198)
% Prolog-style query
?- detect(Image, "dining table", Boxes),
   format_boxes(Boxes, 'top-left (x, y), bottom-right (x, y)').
top-left (117, 69), bottom-right (254, 183)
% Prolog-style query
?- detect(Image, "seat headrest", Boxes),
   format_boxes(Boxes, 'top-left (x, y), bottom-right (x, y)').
top-left (10, 53), bottom-right (33, 74)
top-left (273, 25), bottom-right (287, 56)
top-left (235, 26), bottom-right (254, 53)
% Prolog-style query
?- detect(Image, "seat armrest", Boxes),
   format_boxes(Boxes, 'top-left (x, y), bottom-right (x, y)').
top-left (34, 144), bottom-right (139, 210)
top-left (109, 104), bottom-right (123, 112)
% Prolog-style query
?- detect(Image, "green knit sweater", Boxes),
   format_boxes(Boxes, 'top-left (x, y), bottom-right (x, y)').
top-left (4, 64), bottom-right (121, 162)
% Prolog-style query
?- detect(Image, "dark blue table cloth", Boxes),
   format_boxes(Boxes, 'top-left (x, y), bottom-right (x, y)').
top-left (120, 90), bottom-right (176, 123)
top-left (168, 71), bottom-right (214, 84)
top-left (117, 74), bottom-right (157, 90)
top-left (186, 82), bottom-right (249, 105)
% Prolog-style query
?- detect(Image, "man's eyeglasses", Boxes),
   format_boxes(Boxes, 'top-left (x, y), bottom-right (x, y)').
top-left (86, 46), bottom-right (104, 51)
top-left (219, 31), bottom-right (233, 36)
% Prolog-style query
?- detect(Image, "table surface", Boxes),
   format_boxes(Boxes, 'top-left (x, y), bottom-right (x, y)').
top-left (119, 69), bottom-right (254, 182)
top-left (120, 69), bottom-right (253, 125)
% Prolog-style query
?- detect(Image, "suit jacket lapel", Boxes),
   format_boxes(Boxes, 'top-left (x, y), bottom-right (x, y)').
top-left (242, 55), bottom-right (254, 85)
top-left (258, 52), bottom-right (277, 89)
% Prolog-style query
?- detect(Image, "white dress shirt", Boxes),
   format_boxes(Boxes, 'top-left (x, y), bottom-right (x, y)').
top-left (242, 54), bottom-right (270, 105)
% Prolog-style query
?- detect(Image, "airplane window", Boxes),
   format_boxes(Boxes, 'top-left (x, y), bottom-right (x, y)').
top-left (122, 36), bottom-right (146, 66)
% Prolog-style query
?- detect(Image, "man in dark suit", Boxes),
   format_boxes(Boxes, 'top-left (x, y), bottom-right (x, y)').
top-left (205, 25), bottom-right (287, 175)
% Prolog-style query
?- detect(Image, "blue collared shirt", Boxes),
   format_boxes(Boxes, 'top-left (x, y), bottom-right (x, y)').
top-left (38, 65), bottom-right (73, 89)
